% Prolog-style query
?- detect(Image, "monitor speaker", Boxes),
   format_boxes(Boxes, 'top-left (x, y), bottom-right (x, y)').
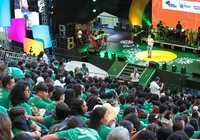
top-left (117, 56), bottom-right (127, 62)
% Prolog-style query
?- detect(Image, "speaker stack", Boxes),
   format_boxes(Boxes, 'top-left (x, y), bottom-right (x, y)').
top-left (56, 23), bottom-right (75, 50)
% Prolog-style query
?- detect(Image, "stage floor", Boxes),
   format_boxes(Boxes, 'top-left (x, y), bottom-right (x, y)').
top-left (81, 41), bottom-right (200, 75)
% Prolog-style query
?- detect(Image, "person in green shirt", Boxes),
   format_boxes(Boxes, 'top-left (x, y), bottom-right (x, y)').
top-left (6, 67), bottom-right (25, 78)
top-left (0, 106), bottom-right (8, 115)
top-left (47, 86), bottom-right (65, 111)
top-left (80, 63), bottom-right (89, 77)
top-left (43, 84), bottom-right (54, 104)
top-left (29, 102), bottom-right (70, 129)
top-left (9, 80), bottom-right (33, 115)
top-left (70, 99), bottom-right (88, 122)
top-left (28, 84), bottom-right (49, 109)
top-left (119, 94), bottom-right (129, 115)
top-left (88, 107), bottom-right (114, 140)
top-left (0, 113), bottom-right (13, 140)
top-left (0, 75), bottom-right (15, 109)
top-left (40, 116), bottom-right (101, 140)
top-left (24, 63), bottom-right (32, 74)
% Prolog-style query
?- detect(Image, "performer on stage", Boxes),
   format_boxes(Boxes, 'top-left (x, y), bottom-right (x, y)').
top-left (176, 21), bottom-right (182, 32)
top-left (157, 21), bottom-right (164, 39)
top-left (198, 26), bottom-right (200, 47)
top-left (146, 34), bottom-right (154, 58)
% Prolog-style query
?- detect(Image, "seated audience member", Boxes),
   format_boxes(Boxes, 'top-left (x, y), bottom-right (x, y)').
top-left (43, 84), bottom-right (54, 104)
top-left (28, 84), bottom-right (49, 109)
top-left (88, 107), bottom-right (114, 140)
top-left (0, 75), bottom-right (15, 109)
top-left (70, 98), bottom-right (88, 122)
top-left (130, 68), bottom-right (140, 83)
top-left (184, 124), bottom-right (194, 138)
top-left (9, 107), bottom-right (41, 138)
top-left (29, 102), bottom-right (70, 129)
top-left (40, 116), bottom-right (101, 140)
top-left (0, 113), bottom-right (13, 140)
top-left (167, 131), bottom-right (189, 140)
top-left (120, 120), bottom-right (134, 136)
top-left (80, 63), bottom-right (89, 77)
top-left (47, 86), bottom-right (65, 111)
top-left (10, 81), bottom-right (33, 115)
top-left (135, 130), bottom-right (157, 140)
top-left (156, 126), bottom-right (173, 140)
top-left (107, 126), bottom-right (130, 140)
top-left (13, 133), bottom-right (33, 140)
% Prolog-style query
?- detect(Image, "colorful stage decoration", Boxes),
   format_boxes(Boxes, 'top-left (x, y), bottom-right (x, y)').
top-left (0, 0), bottom-right (11, 26)
top-left (23, 37), bottom-right (44, 56)
top-left (32, 25), bottom-right (52, 48)
top-left (7, 18), bottom-right (26, 43)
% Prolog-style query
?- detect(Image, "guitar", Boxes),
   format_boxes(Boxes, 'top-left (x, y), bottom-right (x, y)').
top-left (133, 30), bottom-right (144, 37)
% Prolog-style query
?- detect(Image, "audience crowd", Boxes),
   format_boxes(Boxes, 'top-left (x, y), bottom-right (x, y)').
top-left (0, 55), bottom-right (199, 140)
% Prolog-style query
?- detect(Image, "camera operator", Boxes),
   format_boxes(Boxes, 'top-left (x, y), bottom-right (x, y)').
top-left (150, 76), bottom-right (164, 97)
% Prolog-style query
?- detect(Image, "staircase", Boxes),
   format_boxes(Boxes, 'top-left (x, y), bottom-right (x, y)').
top-left (118, 63), bottom-right (147, 81)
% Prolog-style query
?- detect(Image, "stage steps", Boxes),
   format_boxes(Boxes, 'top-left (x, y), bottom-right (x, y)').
top-left (118, 63), bottom-right (147, 81)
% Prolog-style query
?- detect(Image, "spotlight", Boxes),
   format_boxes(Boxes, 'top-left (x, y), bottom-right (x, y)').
top-left (112, 53), bottom-right (116, 59)
top-left (181, 67), bottom-right (186, 74)
top-left (162, 63), bottom-right (167, 70)
top-left (104, 51), bottom-right (108, 57)
top-left (172, 65), bottom-right (177, 72)
top-left (93, 0), bottom-right (96, 1)
top-left (96, 49), bottom-right (100, 56)
top-left (92, 9), bottom-right (96, 12)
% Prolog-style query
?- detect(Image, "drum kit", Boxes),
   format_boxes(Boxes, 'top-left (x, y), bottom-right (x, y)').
top-left (149, 25), bottom-right (199, 45)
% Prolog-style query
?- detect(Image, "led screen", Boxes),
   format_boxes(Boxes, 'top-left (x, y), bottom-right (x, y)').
top-left (32, 25), bottom-right (52, 48)
top-left (0, 0), bottom-right (11, 26)
top-left (7, 18), bottom-right (26, 43)
top-left (152, 0), bottom-right (200, 30)
top-left (23, 37), bottom-right (44, 56)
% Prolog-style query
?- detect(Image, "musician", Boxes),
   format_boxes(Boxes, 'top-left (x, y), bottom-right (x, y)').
top-left (176, 21), bottom-right (182, 31)
top-left (198, 26), bottom-right (200, 48)
top-left (146, 34), bottom-right (154, 58)
top-left (132, 25), bottom-right (138, 45)
top-left (157, 21), bottom-right (164, 39)
top-left (76, 27), bottom-right (83, 47)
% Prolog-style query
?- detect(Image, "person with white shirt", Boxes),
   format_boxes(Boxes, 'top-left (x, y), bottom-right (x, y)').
top-left (42, 50), bottom-right (49, 65)
top-left (150, 76), bottom-right (164, 97)
top-left (146, 34), bottom-right (154, 58)
top-left (130, 68), bottom-right (140, 83)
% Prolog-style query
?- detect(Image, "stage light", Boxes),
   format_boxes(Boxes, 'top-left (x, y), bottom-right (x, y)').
top-left (181, 67), bottom-right (186, 74)
top-left (104, 51), bottom-right (108, 58)
top-left (112, 53), bottom-right (116, 59)
top-left (93, 0), bottom-right (96, 2)
top-left (172, 65), bottom-right (177, 72)
top-left (96, 49), bottom-right (100, 56)
top-left (162, 63), bottom-right (167, 70)
top-left (93, 9), bottom-right (96, 12)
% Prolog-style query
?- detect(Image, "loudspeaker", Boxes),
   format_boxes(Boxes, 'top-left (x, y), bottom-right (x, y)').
top-left (67, 37), bottom-right (74, 50)
top-left (117, 56), bottom-right (127, 62)
top-left (149, 61), bottom-right (159, 68)
top-left (59, 25), bottom-right (66, 36)
top-left (88, 48), bottom-right (96, 55)
top-left (59, 23), bottom-right (76, 37)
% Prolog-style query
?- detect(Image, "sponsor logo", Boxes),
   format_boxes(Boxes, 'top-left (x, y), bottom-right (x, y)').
top-left (193, 5), bottom-right (200, 10)
top-left (166, 1), bottom-right (177, 8)
top-left (180, 3), bottom-right (191, 8)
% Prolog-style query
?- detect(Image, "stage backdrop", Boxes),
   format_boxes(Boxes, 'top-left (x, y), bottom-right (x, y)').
top-left (152, 0), bottom-right (200, 30)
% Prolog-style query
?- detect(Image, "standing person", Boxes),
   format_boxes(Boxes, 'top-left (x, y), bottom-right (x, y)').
top-left (76, 27), bottom-right (83, 47)
top-left (42, 50), bottom-right (49, 65)
top-left (130, 68), bottom-right (140, 83)
top-left (150, 77), bottom-right (164, 97)
top-left (146, 34), bottom-right (154, 58)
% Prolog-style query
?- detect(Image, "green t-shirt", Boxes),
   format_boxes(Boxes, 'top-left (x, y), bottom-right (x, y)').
top-left (80, 67), bottom-right (89, 75)
top-left (28, 97), bottom-right (48, 109)
top-left (99, 125), bottom-right (112, 140)
top-left (143, 101), bottom-right (153, 113)
top-left (56, 128), bottom-right (101, 140)
top-left (0, 88), bottom-right (10, 109)
top-left (119, 104), bottom-right (129, 115)
top-left (77, 115), bottom-right (88, 122)
top-left (24, 69), bottom-right (31, 74)
top-left (43, 99), bottom-right (54, 104)
top-left (47, 102), bottom-right (56, 111)
top-left (6, 67), bottom-right (25, 78)
top-left (44, 115), bottom-right (57, 128)
top-left (0, 106), bottom-right (8, 115)
top-left (192, 131), bottom-right (200, 139)
top-left (140, 121), bottom-right (148, 130)
top-left (139, 118), bottom-right (149, 124)
top-left (17, 102), bottom-right (33, 115)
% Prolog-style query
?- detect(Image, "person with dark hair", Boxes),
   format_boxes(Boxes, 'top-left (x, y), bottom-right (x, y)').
top-left (88, 107), bottom-right (113, 140)
top-left (124, 113), bottom-right (142, 132)
top-left (0, 75), bottom-right (14, 109)
top-left (72, 84), bottom-right (83, 98)
top-left (41, 116), bottom-right (101, 140)
top-left (43, 84), bottom-right (54, 104)
top-left (167, 131), bottom-right (189, 140)
top-left (173, 119), bottom-right (185, 132)
top-left (9, 107), bottom-right (41, 138)
top-left (135, 130), bottom-right (157, 140)
top-left (28, 84), bottom-right (49, 109)
top-left (80, 63), bottom-right (89, 77)
top-left (86, 95), bottom-right (103, 111)
top-left (157, 126), bottom-right (173, 140)
top-left (120, 120), bottom-right (134, 136)
top-left (13, 133), bottom-right (33, 140)
top-left (70, 99), bottom-right (88, 122)
top-left (122, 106), bottom-right (138, 120)
top-left (159, 103), bottom-right (172, 125)
top-left (10, 81), bottom-right (33, 115)
top-left (45, 77), bottom-right (54, 85)
top-left (64, 88), bottom-right (76, 108)
top-left (150, 76), bottom-right (164, 96)
top-left (184, 124), bottom-right (194, 138)
top-left (29, 102), bottom-right (70, 129)
top-left (0, 113), bottom-right (12, 140)
top-left (47, 86), bottom-right (65, 111)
